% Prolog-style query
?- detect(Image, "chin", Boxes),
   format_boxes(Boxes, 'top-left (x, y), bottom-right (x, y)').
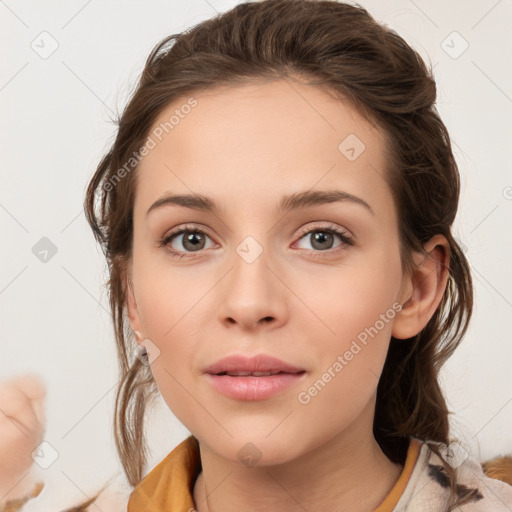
top-left (199, 430), bottom-right (305, 468)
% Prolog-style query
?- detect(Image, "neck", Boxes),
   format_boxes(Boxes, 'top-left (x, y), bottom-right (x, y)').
top-left (193, 400), bottom-right (404, 512)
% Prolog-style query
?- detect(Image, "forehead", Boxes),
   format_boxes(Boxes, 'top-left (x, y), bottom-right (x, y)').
top-left (135, 78), bottom-right (392, 218)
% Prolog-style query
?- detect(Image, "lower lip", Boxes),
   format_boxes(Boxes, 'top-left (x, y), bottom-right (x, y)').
top-left (205, 372), bottom-right (306, 400)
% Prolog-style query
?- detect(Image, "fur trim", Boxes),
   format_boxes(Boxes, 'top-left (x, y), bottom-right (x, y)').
top-left (482, 455), bottom-right (512, 487)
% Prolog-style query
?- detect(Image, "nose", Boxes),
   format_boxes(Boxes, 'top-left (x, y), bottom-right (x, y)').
top-left (216, 244), bottom-right (288, 332)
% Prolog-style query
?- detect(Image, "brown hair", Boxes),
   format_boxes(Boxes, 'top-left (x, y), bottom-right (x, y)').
top-left (84, 0), bottom-right (475, 509)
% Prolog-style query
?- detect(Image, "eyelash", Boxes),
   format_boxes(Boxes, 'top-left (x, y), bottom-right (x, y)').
top-left (157, 223), bottom-right (354, 260)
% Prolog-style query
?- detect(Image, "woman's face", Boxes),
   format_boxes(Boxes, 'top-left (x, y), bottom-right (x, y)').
top-left (126, 78), bottom-right (412, 464)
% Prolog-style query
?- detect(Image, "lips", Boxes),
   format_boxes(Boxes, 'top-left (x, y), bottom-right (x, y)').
top-left (204, 354), bottom-right (307, 400)
top-left (203, 353), bottom-right (306, 376)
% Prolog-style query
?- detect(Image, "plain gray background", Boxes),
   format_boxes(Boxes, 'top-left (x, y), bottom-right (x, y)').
top-left (1, 0), bottom-right (511, 503)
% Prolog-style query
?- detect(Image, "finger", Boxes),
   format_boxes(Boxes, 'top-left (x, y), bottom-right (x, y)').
top-left (9, 374), bottom-right (47, 401)
top-left (0, 376), bottom-right (47, 434)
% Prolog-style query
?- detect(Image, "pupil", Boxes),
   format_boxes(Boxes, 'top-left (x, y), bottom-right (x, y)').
top-left (313, 231), bottom-right (332, 250)
top-left (185, 232), bottom-right (204, 250)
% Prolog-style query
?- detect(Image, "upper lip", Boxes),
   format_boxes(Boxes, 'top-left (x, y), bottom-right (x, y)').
top-left (204, 354), bottom-right (306, 375)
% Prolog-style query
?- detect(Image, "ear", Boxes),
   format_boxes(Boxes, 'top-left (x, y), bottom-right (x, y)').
top-left (392, 234), bottom-right (451, 340)
top-left (124, 262), bottom-right (144, 341)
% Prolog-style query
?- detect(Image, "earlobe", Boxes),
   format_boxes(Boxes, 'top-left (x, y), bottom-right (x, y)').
top-left (392, 234), bottom-right (450, 340)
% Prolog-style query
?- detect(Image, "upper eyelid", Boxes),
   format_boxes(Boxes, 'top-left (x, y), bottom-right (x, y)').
top-left (296, 222), bottom-right (352, 236)
top-left (165, 222), bottom-right (350, 237)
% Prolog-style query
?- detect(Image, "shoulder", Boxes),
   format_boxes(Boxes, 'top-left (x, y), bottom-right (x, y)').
top-left (395, 438), bottom-right (512, 511)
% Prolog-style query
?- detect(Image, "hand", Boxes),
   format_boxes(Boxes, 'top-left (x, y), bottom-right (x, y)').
top-left (0, 373), bottom-right (46, 504)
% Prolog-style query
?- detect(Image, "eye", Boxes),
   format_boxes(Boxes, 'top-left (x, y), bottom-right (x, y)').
top-left (158, 224), bottom-right (215, 259)
top-left (158, 222), bottom-right (354, 260)
top-left (293, 223), bottom-right (354, 257)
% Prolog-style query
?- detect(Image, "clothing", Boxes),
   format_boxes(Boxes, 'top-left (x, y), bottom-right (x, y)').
top-left (4, 436), bottom-right (512, 511)
top-left (127, 435), bottom-right (512, 512)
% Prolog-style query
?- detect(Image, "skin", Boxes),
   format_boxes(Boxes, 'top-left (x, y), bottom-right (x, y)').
top-left (0, 374), bottom-right (46, 505)
top-left (125, 78), bottom-right (449, 512)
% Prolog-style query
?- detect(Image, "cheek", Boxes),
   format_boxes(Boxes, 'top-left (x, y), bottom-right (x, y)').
top-left (301, 253), bottom-right (401, 346)
top-left (133, 245), bottom-right (210, 337)
top-left (294, 288), bottom-right (399, 439)
top-left (131, 250), bottom-right (216, 403)
top-left (297, 247), bottom-right (402, 396)
top-left (134, 275), bottom-right (204, 428)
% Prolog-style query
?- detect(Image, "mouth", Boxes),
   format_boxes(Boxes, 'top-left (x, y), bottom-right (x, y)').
top-left (214, 370), bottom-right (306, 376)
top-left (203, 353), bottom-right (307, 399)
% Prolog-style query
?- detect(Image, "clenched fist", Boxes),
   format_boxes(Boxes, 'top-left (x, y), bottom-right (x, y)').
top-left (0, 373), bottom-right (46, 504)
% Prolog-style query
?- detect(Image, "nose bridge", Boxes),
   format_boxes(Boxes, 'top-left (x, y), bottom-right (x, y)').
top-left (230, 232), bottom-right (274, 299)
top-left (217, 230), bottom-right (287, 328)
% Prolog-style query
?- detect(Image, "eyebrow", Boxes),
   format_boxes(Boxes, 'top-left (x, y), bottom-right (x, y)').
top-left (146, 189), bottom-right (374, 217)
